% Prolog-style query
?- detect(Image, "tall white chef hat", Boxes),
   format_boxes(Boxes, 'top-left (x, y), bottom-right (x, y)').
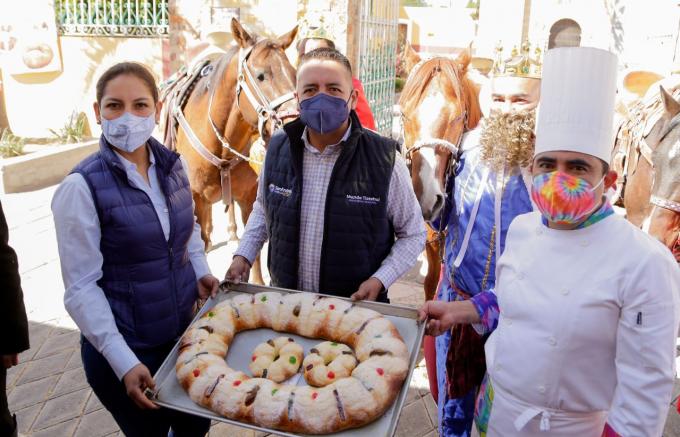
top-left (534, 47), bottom-right (618, 164)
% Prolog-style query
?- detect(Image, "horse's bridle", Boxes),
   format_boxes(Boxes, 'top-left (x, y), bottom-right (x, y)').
top-left (235, 44), bottom-right (297, 138)
top-left (172, 42), bottom-right (296, 207)
top-left (403, 110), bottom-right (468, 262)
top-left (403, 110), bottom-right (467, 185)
top-left (205, 43), bottom-right (296, 164)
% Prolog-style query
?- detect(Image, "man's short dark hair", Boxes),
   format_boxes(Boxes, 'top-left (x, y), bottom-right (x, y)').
top-left (296, 37), bottom-right (335, 58)
top-left (298, 47), bottom-right (353, 77)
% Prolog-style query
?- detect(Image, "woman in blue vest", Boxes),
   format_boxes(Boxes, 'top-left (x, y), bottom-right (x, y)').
top-left (52, 62), bottom-right (217, 437)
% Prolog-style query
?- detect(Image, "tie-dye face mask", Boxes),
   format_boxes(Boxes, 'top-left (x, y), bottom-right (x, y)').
top-left (531, 171), bottom-right (604, 225)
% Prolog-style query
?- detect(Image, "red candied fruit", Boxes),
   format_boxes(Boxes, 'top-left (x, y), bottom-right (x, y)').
top-left (376, 368), bottom-right (384, 376)
top-left (312, 392), bottom-right (318, 400)
top-left (251, 355), bottom-right (257, 362)
top-left (193, 369), bottom-right (200, 377)
top-left (329, 304), bottom-right (335, 310)
top-left (233, 380), bottom-right (242, 387)
top-left (327, 371), bottom-right (335, 379)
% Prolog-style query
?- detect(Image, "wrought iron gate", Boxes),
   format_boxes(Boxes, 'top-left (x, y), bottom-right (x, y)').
top-left (357, 0), bottom-right (399, 135)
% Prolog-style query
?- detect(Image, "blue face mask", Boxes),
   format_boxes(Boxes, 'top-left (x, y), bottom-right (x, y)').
top-left (101, 111), bottom-right (156, 153)
top-left (299, 92), bottom-right (352, 134)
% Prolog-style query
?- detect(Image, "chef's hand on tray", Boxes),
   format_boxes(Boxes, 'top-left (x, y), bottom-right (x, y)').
top-left (198, 274), bottom-right (220, 298)
top-left (418, 300), bottom-right (479, 336)
top-left (350, 277), bottom-right (384, 301)
top-left (123, 363), bottom-right (159, 410)
top-left (225, 255), bottom-right (251, 284)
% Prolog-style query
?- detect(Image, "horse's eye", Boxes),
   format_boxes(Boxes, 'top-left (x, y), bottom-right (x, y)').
top-left (257, 73), bottom-right (265, 81)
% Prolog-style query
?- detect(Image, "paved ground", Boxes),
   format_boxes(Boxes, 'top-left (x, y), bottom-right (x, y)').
top-left (3, 184), bottom-right (680, 437)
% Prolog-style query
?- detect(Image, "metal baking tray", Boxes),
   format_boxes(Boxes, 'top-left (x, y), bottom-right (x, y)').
top-left (149, 282), bottom-right (426, 437)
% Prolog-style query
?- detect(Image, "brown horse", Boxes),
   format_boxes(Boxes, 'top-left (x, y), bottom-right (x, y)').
top-left (613, 81), bottom-right (680, 261)
top-left (398, 50), bottom-right (482, 300)
top-left (168, 19), bottom-right (298, 283)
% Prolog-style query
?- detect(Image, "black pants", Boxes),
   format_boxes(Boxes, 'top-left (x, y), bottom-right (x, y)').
top-left (1, 365), bottom-right (16, 437)
top-left (81, 337), bottom-right (210, 437)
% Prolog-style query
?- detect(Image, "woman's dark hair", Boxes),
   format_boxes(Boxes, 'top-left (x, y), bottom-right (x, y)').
top-left (296, 37), bottom-right (335, 58)
top-left (96, 62), bottom-right (159, 104)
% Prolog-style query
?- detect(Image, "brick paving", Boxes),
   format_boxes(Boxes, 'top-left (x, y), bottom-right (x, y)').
top-left (3, 185), bottom-right (680, 436)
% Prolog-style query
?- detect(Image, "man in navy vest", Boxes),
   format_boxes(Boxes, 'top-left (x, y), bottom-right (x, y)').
top-left (227, 48), bottom-right (426, 302)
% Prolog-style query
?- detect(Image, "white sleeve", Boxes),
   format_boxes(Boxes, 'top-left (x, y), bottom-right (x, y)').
top-left (607, 249), bottom-right (680, 436)
top-left (179, 157), bottom-right (211, 279)
top-left (372, 155), bottom-right (427, 288)
top-left (52, 174), bottom-right (140, 380)
top-left (233, 158), bottom-right (269, 265)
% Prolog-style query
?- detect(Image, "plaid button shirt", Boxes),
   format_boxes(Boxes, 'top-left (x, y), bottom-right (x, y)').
top-left (235, 125), bottom-right (426, 293)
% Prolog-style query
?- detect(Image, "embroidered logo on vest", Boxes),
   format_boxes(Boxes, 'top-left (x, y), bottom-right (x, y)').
top-left (346, 194), bottom-right (381, 205)
top-left (269, 183), bottom-right (293, 197)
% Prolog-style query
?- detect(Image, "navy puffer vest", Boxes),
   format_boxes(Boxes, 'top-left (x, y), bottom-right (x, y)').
top-left (73, 136), bottom-right (197, 349)
top-left (263, 111), bottom-right (396, 300)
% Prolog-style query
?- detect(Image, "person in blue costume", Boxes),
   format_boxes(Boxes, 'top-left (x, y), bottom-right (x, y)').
top-left (422, 44), bottom-right (542, 437)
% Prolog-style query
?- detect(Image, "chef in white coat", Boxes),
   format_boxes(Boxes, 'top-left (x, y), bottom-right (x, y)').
top-left (420, 46), bottom-right (680, 437)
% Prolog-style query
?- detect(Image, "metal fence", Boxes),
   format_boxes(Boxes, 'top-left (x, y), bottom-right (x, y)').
top-left (55, 0), bottom-right (168, 37)
top-left (357, 0), bottom-right (399, 135)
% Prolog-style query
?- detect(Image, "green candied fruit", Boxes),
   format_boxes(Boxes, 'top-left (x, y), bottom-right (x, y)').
top-left (271, 388), bottom-right (278, 395)
top-left (331, 342), bottom-right (338, 346)
top-left (207, 311), bottom-right (215, 318)
top-left (289, 356), bottom-right (297, 365)
top-left (260, 295), bottom-right (267, 302)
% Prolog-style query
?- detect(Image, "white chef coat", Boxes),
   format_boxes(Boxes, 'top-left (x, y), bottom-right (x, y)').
top-left (485, 211), bottom-right (680, 437)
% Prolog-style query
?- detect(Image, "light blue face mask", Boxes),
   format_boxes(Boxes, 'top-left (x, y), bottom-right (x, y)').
top-left (101, 112), bottom-right (156, 152)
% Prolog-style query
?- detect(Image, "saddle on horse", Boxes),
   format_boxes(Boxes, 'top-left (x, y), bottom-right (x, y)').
top-left (159, 59), bottom-right (212, 151)
top-left (612, 87), bottom-right (680, 205)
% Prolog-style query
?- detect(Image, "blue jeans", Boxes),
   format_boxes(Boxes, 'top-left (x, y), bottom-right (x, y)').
top-left (81, 337), bottom-right (210, 437)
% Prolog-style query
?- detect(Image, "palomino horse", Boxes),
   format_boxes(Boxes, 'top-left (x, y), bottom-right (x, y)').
top-left (398, 50), bottom-right (482, 300)
top-left (164, 19), bottom-right (298, 284)
top-left (613, 81), bottom-right (680, 261)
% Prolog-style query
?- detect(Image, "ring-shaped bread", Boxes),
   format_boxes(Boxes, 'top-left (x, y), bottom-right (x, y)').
top-left (249, 336), bottom-right (303, 382)
top-left (175, 291), bottom-right (410, 434)
top-left (303, 341), bottom-right (357, 387)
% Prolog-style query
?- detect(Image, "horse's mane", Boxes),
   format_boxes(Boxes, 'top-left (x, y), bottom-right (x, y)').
top-left (399, 57), bottom-right (482, 130)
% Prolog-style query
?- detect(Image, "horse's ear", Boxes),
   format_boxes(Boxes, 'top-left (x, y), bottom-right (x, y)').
top-left (456, 48), bottom-right (471, 71)
top-left (403, 42), bottom-right (421, 75)
top-left (277, 25), bottom-right (298, 50)
top-left (231, 18), bottom-right (255, 48)
top-left (660, 85), bottom-right (680, 118)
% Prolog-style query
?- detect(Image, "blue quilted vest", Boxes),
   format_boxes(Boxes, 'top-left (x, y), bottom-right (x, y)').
top-left (73, 136), bottom-right (198, 349)
top-left (263, 112), bottom-right (396, 300)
